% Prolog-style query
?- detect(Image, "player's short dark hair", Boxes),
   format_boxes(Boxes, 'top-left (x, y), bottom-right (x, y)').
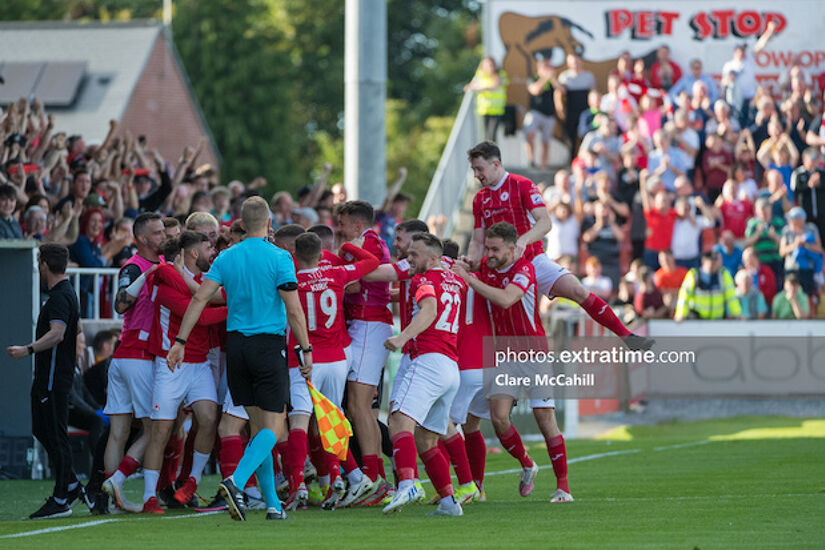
top-left (339, 200), bottom-right (374, 224)
top-left (411, 232), bottom-right (443, 256)
top-left (392, 192), bottom-right (412, 204)
top-left (396, 219), bottom-right (429, 235)
top-left (442, 239), bottom-right (459, 259)
top-left (179, 230), bottom-right (208, 251)
top-left (133, 212), bottom-right (162, 237)
top-left (308, 224), bottom-right (333, 240)
top-left (162, 217), bottom-right (180, 229)
top-left (160, 238), bottom-right (181, 261)
top-left (0, 184), bottom-right (17, 201)
top-left (294, 233), bottom-right (322, 264)
top-left (38, 243), bottom-right (69, 274)
top-left (485, 222), bottom-right (518, 244)
top-left (92, 329), bottom-right (117, 353)
top-left (467, 141), bottom-right (501, 162)
top-left (274, 224), bottom-right (306, 240)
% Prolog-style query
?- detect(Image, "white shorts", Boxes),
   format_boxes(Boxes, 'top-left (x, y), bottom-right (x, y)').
top-left (391, 353), bottom-right (460, 435)
top-left (289, 358), bottom-right (348, 416)
top-left (221, 367), bottom-right (248, 420)
top-left (389, 353), bottom-right (412, 405)
top-left (151, 358), bottom-right (217, 420)
top-left (529, 398), bottom-right (555, 409)
top-left (532, 254), bottom-right (571, 298)
top-left (346, 320), bottom-right (392, 386)
top-left (104, 358), bottom-right (154, 419)
top-left (449, 369), bottom-right (490, 425)
top-left (523, 110), bottom-right (557, 143)
top-left (289, 368), bottom-right (313, 417)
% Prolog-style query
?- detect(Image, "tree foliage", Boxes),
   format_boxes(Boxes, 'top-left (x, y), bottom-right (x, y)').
top-left (0, 0), bottom-right (481, 212)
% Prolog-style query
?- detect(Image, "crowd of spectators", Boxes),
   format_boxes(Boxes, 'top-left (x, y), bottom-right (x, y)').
top-left (0, 98), bottom-right (412, 317)
top-left (523, 20), bottom-right (825, 321)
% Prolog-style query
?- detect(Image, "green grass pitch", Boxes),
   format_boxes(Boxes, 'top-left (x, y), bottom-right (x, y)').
top-left (0, 415), bottom-right (823, 549)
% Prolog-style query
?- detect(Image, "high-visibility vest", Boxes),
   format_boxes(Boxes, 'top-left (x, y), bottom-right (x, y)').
top-left (675, 268), bottom-right (742, 320)
top-left (475, 70), bottom-right (508, 116)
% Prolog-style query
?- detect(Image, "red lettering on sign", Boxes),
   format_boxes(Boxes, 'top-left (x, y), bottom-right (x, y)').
top-left (634, 11), bottom-right (656, 38)
top-left (733, 11), bottom-right (761, 37)
top-left (689, 12), bottom-right (714, 40)
top-left (711, 10), bottom-right (735, 38)
top-left (658, 12), bottom-right (679, 35)
top-left (605, 9), bottom-right (680, 38)
top-left (763, 13), bottom-right (787, 34)
top-left (606, 9), bottom-right (634, 37)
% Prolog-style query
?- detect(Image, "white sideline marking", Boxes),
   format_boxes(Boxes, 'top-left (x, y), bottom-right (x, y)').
top-left (1, 441), bottom-right (712, 537)
top-left (419, 447), bottom-right (642, 484)
top-left (0, 519), bottom-right (118, 539)
top-left (653, 440), bottom-right (712, 451)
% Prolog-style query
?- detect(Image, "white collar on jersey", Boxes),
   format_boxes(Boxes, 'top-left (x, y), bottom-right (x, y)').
top-left (494, 260), bottom-right (517, 274)
top-left (183, 265), bottom-right (195, 278)
top-left (297, 267), bottom-right (321, 274)
top-left (489, 171), bottom-right (510, 192)
top-left (359, 228), bottom-right (372, 238)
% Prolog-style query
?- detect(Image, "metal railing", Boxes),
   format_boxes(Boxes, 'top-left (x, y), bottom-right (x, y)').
top-left (418, 91), bottom-right (480, 238)
top-left (66, 267), bottom-right (121, 320)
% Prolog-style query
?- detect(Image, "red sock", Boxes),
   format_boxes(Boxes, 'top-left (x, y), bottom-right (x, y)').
top-left (176, 426), bottom-right (198, 484)
top-left (443, 433), bottom-right (473, 486)
top-left (377, 457), bottom-right (387, 480)
top-left (421, 447), bottom-right (453, 498)
top-left (464, 430), bottom-right (487, 488)
top-left (362, 454), bottom-right (380, 482)
top-left (390, 432), bottom-right (417, 483)
top-left (498, 424), bottom-right (533, 468)
top-left (308, 431), bottom-right (329, 478)
top-left (288, 429), bottom-right (308, 489)
top-left (323, 451), bottom-right (341, 481)
top-left (341, 448), bottom-right (360, 474)
top-left (158, 434), bottom-right (184, 490)
top-left (117, 455), bottom-right (140, 478)
top-left (437, 439), bottom-right (449, 461)
top-left (581, 292), bottom-right (631, 338)
top-left (218, 435), bottom-right (244, 478)
top-left (270, 439), bottom-right (281, 476)
top-left (546, 434), bottom-right (569, 493)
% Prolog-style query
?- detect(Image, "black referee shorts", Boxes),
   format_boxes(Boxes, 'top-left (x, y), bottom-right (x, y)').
top-left (225, 332), bottom-right (288, 413)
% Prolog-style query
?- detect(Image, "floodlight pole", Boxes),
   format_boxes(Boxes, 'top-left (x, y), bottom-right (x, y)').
top-left (344, 0), bottom-right (387, 206)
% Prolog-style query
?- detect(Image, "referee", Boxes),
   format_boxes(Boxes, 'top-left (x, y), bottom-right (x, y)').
top-left (7, 244), bottom-right (83, 519)
top-left (168, 196), bottom-right (312, 522)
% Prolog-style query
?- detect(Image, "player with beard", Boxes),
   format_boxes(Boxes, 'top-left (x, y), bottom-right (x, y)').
top-left (382, 233), bottom-right (467, 516)
top-left (453, 222), bottom-right (573, 503)
top-left (465, 141), bottom-right (653, 351)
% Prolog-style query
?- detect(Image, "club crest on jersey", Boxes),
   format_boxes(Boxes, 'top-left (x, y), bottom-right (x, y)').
top-left (500, 191), bottom-right (510, 201)
top-left (503, 277), bottom-right (509, 285)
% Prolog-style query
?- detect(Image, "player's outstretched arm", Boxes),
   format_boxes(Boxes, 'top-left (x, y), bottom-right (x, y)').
top-left (453, 263), bottom-right (525, 309)
top-left (361, 263), bottom-right (399, 282)
top-left (385, 296), bottom-right (436, 352)
top-left (167, 278), bottom-right (220, 369)
top-left (282, 288), bottom-right (313, 379)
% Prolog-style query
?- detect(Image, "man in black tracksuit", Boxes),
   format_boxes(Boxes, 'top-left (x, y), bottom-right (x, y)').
top-left (6, 244), bottom-right (84, 519)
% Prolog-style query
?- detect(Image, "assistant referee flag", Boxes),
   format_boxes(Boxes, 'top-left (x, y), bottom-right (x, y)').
top-left (307, 382), bottom-right (352, 460)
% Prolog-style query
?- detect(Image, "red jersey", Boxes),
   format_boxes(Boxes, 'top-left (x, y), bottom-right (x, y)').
top-left (148, 264), bottom-right (227, 363)
top-left (456, 279), bottom-right (493, 370)
top-left (342, 229), bottom-right (392, 323)
top-left (319, 249), bottom-right (343, 267)
top-left (288, 243), bottom-right (379, 366)
top-left (408, 268), bottom-right (466, 361)
top-left (473, 173), bottom-right (546, 261)
top-left (479, 257), bottom-right (545, 339)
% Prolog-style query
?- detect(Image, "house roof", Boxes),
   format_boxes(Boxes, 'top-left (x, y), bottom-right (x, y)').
top-left (0, 20), bottom-right (164, 144)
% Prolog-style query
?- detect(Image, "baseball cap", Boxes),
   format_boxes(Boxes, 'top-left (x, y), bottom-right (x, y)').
top-left (83, 192), bottom-right (106, 207)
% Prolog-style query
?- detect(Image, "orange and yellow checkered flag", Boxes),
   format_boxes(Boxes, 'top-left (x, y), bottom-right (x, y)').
top-left (307, 381), bottom-right (353, 460)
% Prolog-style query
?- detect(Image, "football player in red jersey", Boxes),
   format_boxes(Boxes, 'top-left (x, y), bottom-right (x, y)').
top-left (141, 232), bottom-right (227, 513)
top-left (337, 201), bottom-right (394, 504)
top-left (382, 233), bottom-right (466, 516)
top-left (453, 222), bottom-right (573, 503)
top-left (283, 233), bottom-right (380, 511)
top-left (464, 141), bottom-right (653, 351)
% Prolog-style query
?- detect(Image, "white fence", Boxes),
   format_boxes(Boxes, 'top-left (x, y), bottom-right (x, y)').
top-left (66, 266), bottom-right (121, 320)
